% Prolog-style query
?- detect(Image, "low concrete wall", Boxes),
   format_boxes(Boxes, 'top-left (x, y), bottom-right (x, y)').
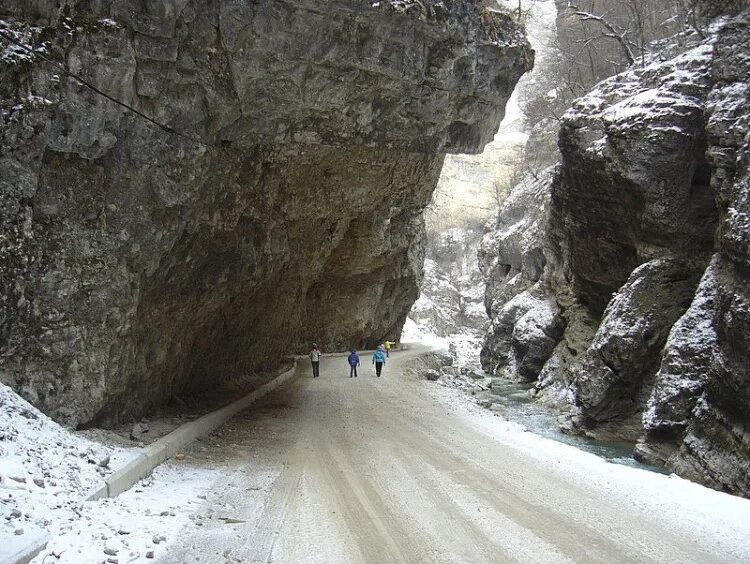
top-left (86, 358), bottom-right (301, 501)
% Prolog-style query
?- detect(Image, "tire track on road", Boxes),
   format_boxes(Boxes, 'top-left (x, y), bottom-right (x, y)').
top-left (350, 379), bottom-right (665, 564)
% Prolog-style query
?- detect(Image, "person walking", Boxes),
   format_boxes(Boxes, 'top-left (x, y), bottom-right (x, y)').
top-left (384, 340), bottom-right (394, 357)
top-left (347, 349), bottom-right (360, 378)
top-left (372, 345), bottom-right (386, 377)
top-left (310, 344), bottom-right (322, 378)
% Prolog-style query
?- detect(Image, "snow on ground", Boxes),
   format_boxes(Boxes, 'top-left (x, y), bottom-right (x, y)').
top-left (0, 386), bottom-right (118, 496)
top-left (401, 317), bottom-right (448, 351)
top-left (4, 337), bottom-right (750, 562)
top-left (445, 332), bottom-right (484, 370)
top-left (402, 316), bottom-right (485, 372)
top-left (423, 377), bottom-right (750, 560)
top-left (35, 464), bottom-right (216, 563)
top-left (0, 385), bottom-right (115, 559)
top-left (0, 384), bottom-right (217, 563)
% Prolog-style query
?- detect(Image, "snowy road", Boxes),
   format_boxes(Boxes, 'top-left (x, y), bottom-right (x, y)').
top-left (154, 346), bottom-right (750, 564)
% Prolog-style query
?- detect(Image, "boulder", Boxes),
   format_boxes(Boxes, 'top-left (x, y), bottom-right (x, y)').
top-left (441, 366), bottom-right (459, 378)
top-left (130, 422), bottom-right (149, 441)
top-left (424, 370), bottom-right (441, 382)
top-left (433, 352), bottom-right (455, 367)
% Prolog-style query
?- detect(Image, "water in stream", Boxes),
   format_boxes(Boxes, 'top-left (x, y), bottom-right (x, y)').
top-left (488, 378), bottom-right (668, 474)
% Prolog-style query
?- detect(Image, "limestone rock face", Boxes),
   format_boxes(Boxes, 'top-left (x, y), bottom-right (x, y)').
top-left (479, 170), bottom-right (562, 384)
top-left (479, 170), bottom-right (551, 321)
top-left (481, 14), bottom-right (750, 495)
top-left (570, 258), bottom-right (702, 437)
top-left (408, 231), bottom-right (489, 340)
top-left (541, 41), bottom-right (719, 425)
top-left (638, 19), bottom-right (750, 496)
top-left (550, 42), bottom-right (717, 315)
top-left (0, 1), bottom-right (532, 426)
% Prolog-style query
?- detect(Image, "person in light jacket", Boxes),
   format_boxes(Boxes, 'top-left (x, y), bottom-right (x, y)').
top-left (372, 345), bottom-right (387, 377)
top-left (310, 344), bottom-right (322, 378)
top-left (347, 349), bottom-right (360, 378)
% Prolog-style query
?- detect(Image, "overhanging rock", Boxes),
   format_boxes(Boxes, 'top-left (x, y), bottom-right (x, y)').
top-left (0, 0), bottom-right (532, 426)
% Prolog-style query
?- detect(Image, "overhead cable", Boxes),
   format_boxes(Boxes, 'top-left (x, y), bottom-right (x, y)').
top-left (0, 27), bottom-right (208, 147)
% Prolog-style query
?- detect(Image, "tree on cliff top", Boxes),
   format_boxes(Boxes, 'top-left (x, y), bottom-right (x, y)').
top-left (506, 0), bottom-right (709, 182)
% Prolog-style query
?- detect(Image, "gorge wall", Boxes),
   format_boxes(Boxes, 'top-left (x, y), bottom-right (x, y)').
top-left (481, 10), bottom-right (750, 496)
top-left (0, 0), bottom-right (532, 427)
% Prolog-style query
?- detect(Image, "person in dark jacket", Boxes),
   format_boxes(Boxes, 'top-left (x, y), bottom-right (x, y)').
top-left (347, 349), bottom-right (360, 378)
top-left (372, 345), bottom-right (386, 377)
top-left (310, 344), bottom-right (322, 378)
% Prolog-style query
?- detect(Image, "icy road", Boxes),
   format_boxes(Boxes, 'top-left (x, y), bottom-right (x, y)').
top-left (153, 346), bottom-right (750, 564)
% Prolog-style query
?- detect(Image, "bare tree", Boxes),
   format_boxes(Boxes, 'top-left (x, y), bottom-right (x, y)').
top-left (496, 0), bottom-right (693, 192)
top-left (571, 8), bottom-right (638, 66)
top-left (563, 0), bottom-right (680, 75)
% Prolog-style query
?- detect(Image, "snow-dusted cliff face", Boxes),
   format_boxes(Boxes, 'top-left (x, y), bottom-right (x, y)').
top-left (481, 14), bottom-right (750, 497)
top-left (478, 169), bottom-right (562, 383)
top-left (409, 242), bottom-right (487, 338)
top-left (0, 1), bottom-right (532, 427)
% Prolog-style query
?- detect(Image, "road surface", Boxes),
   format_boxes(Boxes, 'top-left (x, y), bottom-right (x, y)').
top-left (156, 346), bottom-right (745, 564)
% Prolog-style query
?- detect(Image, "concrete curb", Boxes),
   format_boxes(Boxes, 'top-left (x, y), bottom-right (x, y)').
top-left (83, 346), bottom-right (404, 501)
top-left (1, 525), bottom-right (49, 564)
top-left (85, 358), bottom-right (301, 501)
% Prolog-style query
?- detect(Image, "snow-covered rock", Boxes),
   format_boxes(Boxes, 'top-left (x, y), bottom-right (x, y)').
top-left (0, 385), bottom-right (120, 500)
top-left (637, 260), bottom-right (720, 459)
top-left (636, 18), bottom-right (750, 497)
top-left (424, 369), bottom-right (441, 381)
top-left (409, 227), bottom-right (490, 339)
top-left (479, 168), bottom-right (557, 382)
top-left (406, 225), bottom-right (490, 377)
top-left (409, 259), bottom-right (464, 337)
top-left (552, 39), bottom-right (717, 315)
top-left (481, 283), bottom-right (562, 383)
top-left (479, 169), bottom-right (552, 321)
top-left (569, 258), bottom-right (702, 437)
top-left (0, 384), bottom-right (134, 558)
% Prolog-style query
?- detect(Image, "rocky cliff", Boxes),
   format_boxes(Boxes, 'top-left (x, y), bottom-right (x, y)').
top-left (478, 168), bottom-right (563, 385)
top-left (0, 0), bottom-right (531, 427)
top-left (481, 13), bottom-right (750, 496)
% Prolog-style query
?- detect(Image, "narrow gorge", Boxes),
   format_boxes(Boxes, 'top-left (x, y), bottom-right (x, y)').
top-left (3, 2), bottom-right (750, 562)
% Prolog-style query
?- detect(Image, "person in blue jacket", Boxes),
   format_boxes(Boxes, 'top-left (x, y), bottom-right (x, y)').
top-left (372, 345), bottom-right (387, 377)
top-left (347, 349), bottom-right (360, 378)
